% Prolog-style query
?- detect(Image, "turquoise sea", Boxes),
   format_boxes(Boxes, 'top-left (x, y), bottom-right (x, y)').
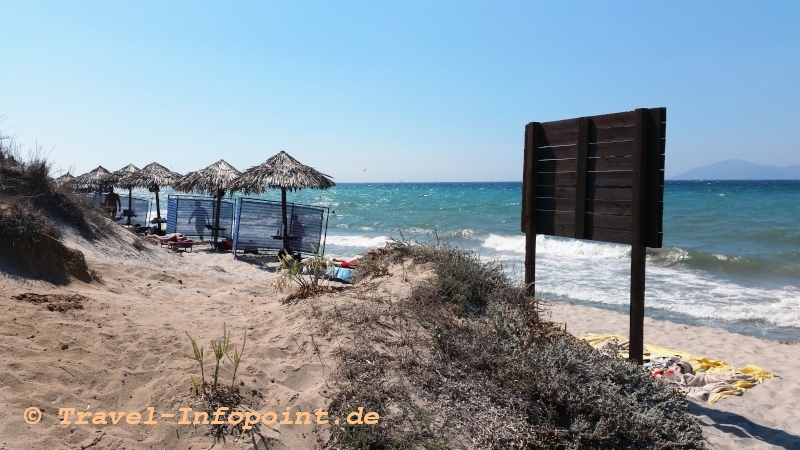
top-left (145, 181), bottom-right (800, 341)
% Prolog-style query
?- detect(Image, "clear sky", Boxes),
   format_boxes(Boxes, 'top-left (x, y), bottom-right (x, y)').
top-left (2, 1), bottom-right (798, 182)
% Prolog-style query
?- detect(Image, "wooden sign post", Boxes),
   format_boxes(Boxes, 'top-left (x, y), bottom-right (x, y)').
top-left (521, 108), bottom-right (666, 364)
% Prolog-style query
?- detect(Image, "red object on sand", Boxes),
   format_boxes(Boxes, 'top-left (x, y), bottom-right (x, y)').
top-left (215, 238), bottom-right (233, 251)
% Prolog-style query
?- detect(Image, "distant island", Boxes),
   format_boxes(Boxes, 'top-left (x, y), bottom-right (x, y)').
top-left (671, 159), bottom-right (800, 180)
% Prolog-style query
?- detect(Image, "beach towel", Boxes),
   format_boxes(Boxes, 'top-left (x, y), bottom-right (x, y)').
top-left (325, 267), bottom-right (353, 284)
top-left (582, 333), bottom-right (775, 404)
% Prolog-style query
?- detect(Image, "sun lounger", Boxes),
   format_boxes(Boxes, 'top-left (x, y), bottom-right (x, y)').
top-left (167, 240), bottom-right (195, 252)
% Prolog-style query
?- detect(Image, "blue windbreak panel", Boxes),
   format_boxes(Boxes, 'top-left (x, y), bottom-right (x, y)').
top-left (232, 198), bottom-right (327, 256)
top-left (166, 197), bottom-right (178, 234)
top-left (234, 198), bottom-right (284, 253)
top-left (122, 197), bottom-right (151, 227)
top-left (89, 193), bottom-right (149, 224)
top-left (91, 192), bottom-right (106, 206)
top-left (165, 195), bottom-right (234, 239)
top-left (287, 203), bottom-right (326, 254)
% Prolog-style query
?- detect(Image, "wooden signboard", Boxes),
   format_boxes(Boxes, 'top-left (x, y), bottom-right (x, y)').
top-left (521, 108), bottom-right (666, 364)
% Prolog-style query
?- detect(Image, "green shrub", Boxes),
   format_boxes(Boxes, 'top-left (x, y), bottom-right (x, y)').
top-left (325, 240), bottom-right (705, 449)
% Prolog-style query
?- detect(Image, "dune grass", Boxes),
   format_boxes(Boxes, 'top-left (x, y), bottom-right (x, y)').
top-left (0, 133), bottom-right (109, 282)
top-left (322, 239), bottom-right (706, 449)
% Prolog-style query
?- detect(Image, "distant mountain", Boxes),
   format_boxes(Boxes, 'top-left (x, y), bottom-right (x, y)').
top-left (671, 159), bottom-right (800, 180)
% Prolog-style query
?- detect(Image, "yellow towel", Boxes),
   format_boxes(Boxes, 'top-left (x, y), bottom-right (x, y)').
top-left (581, 333), bottom-right (775, 404)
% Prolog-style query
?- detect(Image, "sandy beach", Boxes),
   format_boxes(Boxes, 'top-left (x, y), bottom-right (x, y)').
top-left (546, 301), bottom-right (800, 449)
top-left (1, 226), bottom-right (798, 449)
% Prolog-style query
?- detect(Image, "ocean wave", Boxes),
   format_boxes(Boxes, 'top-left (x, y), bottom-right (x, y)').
top-left (539, 264), bottom-right (800, 329)
top-left (652, 246), bottom-right (800, 277)
top-left (480, 234), bottom-right (630, 259)
top-left (326, 235), bottom-right (389, 248)
top-left (437, 228), bottom-right (480, 240)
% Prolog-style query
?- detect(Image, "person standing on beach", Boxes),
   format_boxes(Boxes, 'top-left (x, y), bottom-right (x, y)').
top-left (103, 187), bottom-right (121, 219)
top-left (187, 200), bottom-right (210, 240)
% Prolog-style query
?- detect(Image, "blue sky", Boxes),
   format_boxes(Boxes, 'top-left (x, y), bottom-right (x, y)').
top-left (2, 1), bottom-right (798, 182)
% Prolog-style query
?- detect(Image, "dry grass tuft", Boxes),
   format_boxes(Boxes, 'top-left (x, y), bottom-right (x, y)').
top-left (281, 284), bottom-right (349, 303)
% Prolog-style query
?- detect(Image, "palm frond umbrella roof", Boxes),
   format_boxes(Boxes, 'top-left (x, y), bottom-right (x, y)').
top-left (54, 172), bottom-right (75, 186)
top-left (74, 166), bottom-right (111, 190)
top-left (121, 162), bottom-right (181, 224)
top-left (227, 151), bottom-right (335, 194)
top-left (110, 164), bottom-right (140, 188)
top-left (173, 159), bottom-right (241, 194)
top-left (123, 162), bottom-right (182, 189)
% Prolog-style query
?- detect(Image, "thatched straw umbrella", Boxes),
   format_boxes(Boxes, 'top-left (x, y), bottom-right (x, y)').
top-left (123, 162), bottom-right (182, 228)
top-left (173, 159), bottom-right (241, 246)
top-left (227, 151), bottom-right (335, 255)
top-left (74, 166), bottom-right (111, 191)
top-left (54, 172), bottom-right (76, 188)
top-left (110, 164), bottom-right (140, 225)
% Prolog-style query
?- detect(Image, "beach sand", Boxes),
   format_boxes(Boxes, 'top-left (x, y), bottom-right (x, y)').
top-left (0, 227), bottom-right (798, 449)
top-left (546, 301), bottom-right (800, 449)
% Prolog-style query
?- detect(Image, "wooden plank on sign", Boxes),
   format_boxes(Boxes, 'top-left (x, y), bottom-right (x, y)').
top-left (588, 156), bottom-right (634, 171)
top-left (523, 122), bottom-right (539, 291)
top-left (588, 186), bottom-right (633, 201)
top-left (586, 199), bottom-right (632, 215)
top-left (537, 197), bottom-right (577, 211)
top-left (538, 146), bottom-right (577, 160)
top-left (575, 117), bottom-right (589, 239)
top-left (538, 158), bottom-right (578, 173)
top-left (540, 133), bottom-right (579, 148)
top-left (587, 171), bottom-right (634, 187)
top-left (591, 110), bottom-right (636, 129)
top-left (535, 210), bottom-right (574, 227)
top-left (589, 141), bottom-right (636, 158)
top-left (540, 118), bottom-right (580, 135)
top-left (644, 107), bottom-right (667, 248)
top-left (586, 213), bottom-right (633, 231)
top-left (537, 185), bottom-right (577, 199)
top-left (538, 171), bottom-right (577, 186)
top-left (586, 227), bottom-right (633, 245)
top-left (536, 210), bottom-right (575, 236)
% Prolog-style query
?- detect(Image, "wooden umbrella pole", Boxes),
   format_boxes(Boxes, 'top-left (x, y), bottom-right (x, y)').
top-left (281, 187), bottom-right (288, 256)
top-left (155, 188), bottom-right (162, 234)
top-left (127, 187), bottom-right (133, 225)
top-left (213, 189), bottom-right (223, 247)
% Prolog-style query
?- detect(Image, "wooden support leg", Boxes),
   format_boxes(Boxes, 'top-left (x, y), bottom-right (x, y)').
top-left (629, 242), bottom-right (646, 364)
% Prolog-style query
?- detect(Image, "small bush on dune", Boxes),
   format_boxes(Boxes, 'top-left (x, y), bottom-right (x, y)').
top-left (326, 240), bottom-right (705, 449)
top-left (0, 133), bottom-right (109, 281)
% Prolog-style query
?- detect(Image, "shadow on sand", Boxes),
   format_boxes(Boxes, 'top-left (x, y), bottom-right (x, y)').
top-left (689, 402), bottom-right (800, 449)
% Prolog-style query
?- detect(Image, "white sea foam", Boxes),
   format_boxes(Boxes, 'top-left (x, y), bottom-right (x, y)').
top-left (326, 235), bottom-right (389, 248)
top-left (481, 234), bottom-right (630, 259)
top-left (511, 251), bottom-right (800, 329)
top-left (477, 234), bottom-right (800, 329)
